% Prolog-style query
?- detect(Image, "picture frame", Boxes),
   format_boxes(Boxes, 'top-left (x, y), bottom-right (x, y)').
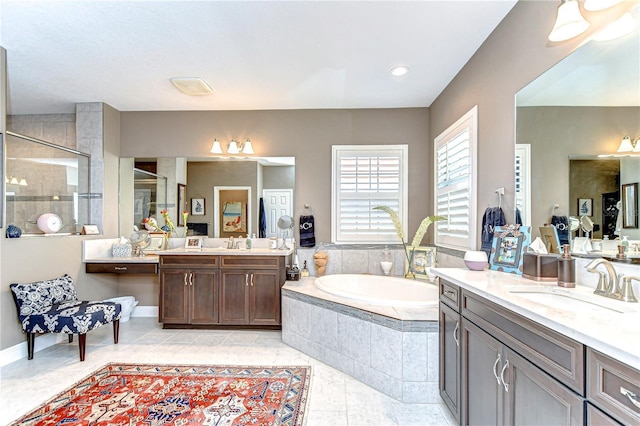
top-left (147, 233), bottom-right (166, 251)
top-left (489, 225), bottom-right (531, 275)
top-left (405, 246), bottom-right (436, 281)
top-left (191, 198), bottom-right (205, 216)
top-left (538, 226), bottom-right (561, 254)
top-left (81, 224), bottom-right (100, 235)
top-left (177, 184), bottom-right (187, 225)
top-left (577, 198), bottom-right (593, 217)
top-left (622, 182), bottom-right (638, 229)
top-left (184, 235), bottom-right (203, 249)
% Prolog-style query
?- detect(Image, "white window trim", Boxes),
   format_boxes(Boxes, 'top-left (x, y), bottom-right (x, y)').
top-left (331, 144), bottom-right (408, 244)
top-left (434, 105), bottom-right (478, 250)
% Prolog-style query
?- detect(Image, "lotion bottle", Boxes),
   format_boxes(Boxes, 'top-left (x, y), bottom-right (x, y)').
top-left (246, 234), bottom-right (252, 250)
top-left (557, 244), bottom-right (575, 288)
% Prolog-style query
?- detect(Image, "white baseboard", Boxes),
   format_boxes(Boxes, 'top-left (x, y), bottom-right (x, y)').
top-left (131, 305), bottom-right (158, 318)
top-left (0, 333), bottom-right (64, 367)
top-left (0, 307), bottom-right (159, 366)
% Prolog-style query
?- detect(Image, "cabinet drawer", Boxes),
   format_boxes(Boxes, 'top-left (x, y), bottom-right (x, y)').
top-left (221, 256), bottom-right (283, 270)
top-left (588, 348), bottom-right (640, 425)
top-left (440, 280), bottom-right (459, 310)
top-left (587, 403), bottom-right (621, 426)
top-left (86, 263), bottom-right (157, 274)
top-left (462, 291), bottom-right (585, 394)
top-left (160, 255), bottom-right (218, 268)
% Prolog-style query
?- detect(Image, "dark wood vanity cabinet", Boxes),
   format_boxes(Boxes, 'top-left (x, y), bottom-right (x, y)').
top-left (439, 279), bottom-right (586, 426)
top-left (219, 256), bottom-right (285, 327)
top-left (439, 280), bottom-right (461, 423)
top-left (159, 256), bottom-right (219, 325)
top-left (159, 254), bottom-right (285, 329)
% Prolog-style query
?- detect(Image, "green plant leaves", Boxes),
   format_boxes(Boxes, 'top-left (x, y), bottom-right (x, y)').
top-left (410, 215), bottom-right (447, 247)
top-left (372, 206), bottom-right (405, 242)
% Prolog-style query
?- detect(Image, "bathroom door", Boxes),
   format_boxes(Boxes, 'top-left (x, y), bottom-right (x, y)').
top-left (262, 189), bottom-right (293, 238)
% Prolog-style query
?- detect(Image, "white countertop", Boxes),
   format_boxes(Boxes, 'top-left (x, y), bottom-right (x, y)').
top-left (432, 268), bottom-right (640, 370)
top-left (159, 247), bottom-right (293, 256)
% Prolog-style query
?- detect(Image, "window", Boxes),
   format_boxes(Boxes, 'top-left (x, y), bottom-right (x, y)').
top-left (434, 106), bottom-right (478, 250)
top-left (332, 145), bottom-right (408, 244)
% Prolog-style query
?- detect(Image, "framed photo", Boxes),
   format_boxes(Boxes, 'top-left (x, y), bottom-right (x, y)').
top-left (489, 225), bottom-right (531, 275)
top-left (177, 184), bottom-right (187, 225)
top-left (622, 182), bottom-right (638, 229)
top-left (538, 226), bottom-right (561, 254)
top-left (191, 198), bottom-right (205, 216)
top-left (405, 246), bottom-right (436, 281)
top-left (81, 224), bottom-right (100, 235)
top-left (147, 233), bottom-right (166, 251)
top-left (577, 198), bottom-right (593, 217)
top-left (184, 235), bottom-right (203, 249)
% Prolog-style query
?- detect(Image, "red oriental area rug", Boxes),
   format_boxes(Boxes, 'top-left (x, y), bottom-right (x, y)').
top-left (11, 363), bottom-right (310, 426)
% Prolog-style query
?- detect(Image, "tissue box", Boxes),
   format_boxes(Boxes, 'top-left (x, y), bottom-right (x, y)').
top-left (523, 253), bottom-right (559, 281)
top-left (112, 243), bottom-right (132, 257)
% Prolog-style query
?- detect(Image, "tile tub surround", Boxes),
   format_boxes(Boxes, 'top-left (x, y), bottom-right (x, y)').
top-left (282, 278), bottom-right (439, 403)
top-left (297, 244), bottom-right (430, 277)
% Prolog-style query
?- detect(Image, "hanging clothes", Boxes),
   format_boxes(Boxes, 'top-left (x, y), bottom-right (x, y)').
top-left (551, 215), bottom-right (569, 246)
top-left (299, 213), bottom-right (316, 247)
top-left (481, 207), bottom-right (506, 258)
top-left (259, 197), bottom-right (267, 238)
top-left (515, 208), bottom-right (523, 226)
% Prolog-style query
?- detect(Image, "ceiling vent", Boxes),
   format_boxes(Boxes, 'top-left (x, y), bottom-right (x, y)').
top-left (170, 77), bottom-right (214, 96)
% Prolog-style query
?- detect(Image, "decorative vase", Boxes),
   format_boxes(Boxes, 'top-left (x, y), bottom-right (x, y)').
top-left (6, 225), bottom-right (22, 238)
top-left (404, 248), bottom-right (416, 279)
top-left (380, 246), bottom-right (393, 275)
top-left (314, 250), bottom-right (328, 276)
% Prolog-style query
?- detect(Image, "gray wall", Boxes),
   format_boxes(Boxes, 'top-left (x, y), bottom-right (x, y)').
top-left (428, 0), bottom-right (633, 251)
top-left (120, 108), bottom-right (432, 243)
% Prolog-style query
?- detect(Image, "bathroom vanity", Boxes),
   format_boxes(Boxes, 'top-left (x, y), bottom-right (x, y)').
top-left (433, 268), bottom-right (639, 426)
top-left (158, 250), bottom-right (287, 328)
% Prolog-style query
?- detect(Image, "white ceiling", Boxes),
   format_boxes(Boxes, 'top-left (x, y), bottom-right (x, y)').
top-left (0, 0), bottom-right (518, 115)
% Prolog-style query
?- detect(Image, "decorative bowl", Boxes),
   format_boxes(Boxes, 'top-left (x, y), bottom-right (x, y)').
top-left (6, 225), bottom-right (22, 238)
top-left (464, 250), bottom-right (488, 271)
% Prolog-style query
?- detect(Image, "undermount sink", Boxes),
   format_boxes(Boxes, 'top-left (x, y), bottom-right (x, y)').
top-left (506, 286), bottom-right (638, 314)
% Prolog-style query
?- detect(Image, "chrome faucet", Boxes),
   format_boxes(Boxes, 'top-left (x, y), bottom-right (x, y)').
top-left (620, 276), bottom-right (639, 303)
top-left (585, 258), bottom-right (622, 300)
top-left (226, 236), bottom-right (239, 250)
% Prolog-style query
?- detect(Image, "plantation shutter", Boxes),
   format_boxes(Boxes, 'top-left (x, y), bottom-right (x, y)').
top-left (332, 145), bottom-right (408, 243)
top-left (434, 106), bottom-right (477, 249)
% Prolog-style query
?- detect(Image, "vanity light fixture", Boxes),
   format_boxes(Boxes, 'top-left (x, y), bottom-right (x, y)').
top-left (616, 135), bottom-right (640, 153)
top-left (591, 11), bottom-right (638, 41)
top-left (584, 0), bottom-right (623, 12)
top-left (548, 0), bottom-right (590, 42)
top-left (210, 138), bottom-right (255, 155)
top-left (6, 176), bottom-right (28, 186)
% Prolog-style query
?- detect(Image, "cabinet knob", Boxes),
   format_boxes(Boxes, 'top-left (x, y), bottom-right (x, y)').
top-left (621, 386), bottom-right (640, 409)
top-left (114, 266), bottom-right (127, 271)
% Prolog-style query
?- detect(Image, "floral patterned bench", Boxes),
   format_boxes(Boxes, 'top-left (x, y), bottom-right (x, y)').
top-left (10, 274), bottom-right (121, 361)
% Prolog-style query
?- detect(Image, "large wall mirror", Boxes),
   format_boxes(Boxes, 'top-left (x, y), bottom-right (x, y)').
top-left (515, 23), bottom-right (640, 252)
top-left (119, 156), bottom-right (295, 239)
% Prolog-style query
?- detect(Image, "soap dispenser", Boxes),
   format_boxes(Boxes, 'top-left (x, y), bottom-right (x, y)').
top-left (557, 244), bottom-right (575, 288)
top-left (245, 234), bottom-right (252, 250)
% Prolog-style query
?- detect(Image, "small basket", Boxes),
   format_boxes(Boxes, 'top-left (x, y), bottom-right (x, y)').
top-left (112, 243), bottom-right (132, 257)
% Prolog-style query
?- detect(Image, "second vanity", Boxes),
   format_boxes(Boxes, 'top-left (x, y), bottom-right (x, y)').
top-left (433, 267), bottom-right (640, 426)
top-left (83, 239), bottom-right (292, 329)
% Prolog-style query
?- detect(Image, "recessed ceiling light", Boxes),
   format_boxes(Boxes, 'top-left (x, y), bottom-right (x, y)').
top-left (170, 77), bottom-right (214, 96)
top-left (390, 66), bottom-right (409, 77)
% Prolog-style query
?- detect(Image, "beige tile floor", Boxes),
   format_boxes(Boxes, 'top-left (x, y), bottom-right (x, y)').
top-left (0, 318), bottom-right (456, 426)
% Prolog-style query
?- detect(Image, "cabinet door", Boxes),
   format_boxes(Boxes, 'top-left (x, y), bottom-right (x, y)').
top-left (219, 270), bottom-right (250, 324)
top-left (462, 318), bottom-right (503, 426)
top-left (160, 269), bottom-right (189, 324)
top-left (440, 301), bottom-right (461, 422)
top-left (249, 270), bottom-right (281, 326)
top-left (503, 348), bottom-right (584, 426)
top-left (190, 270), bottom-right (219, 324)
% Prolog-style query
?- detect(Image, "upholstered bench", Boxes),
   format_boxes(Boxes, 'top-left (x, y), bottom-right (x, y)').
top-left (10, 274), bottom-right (122, 361)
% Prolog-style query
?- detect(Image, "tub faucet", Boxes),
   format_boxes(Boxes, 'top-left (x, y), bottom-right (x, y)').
top-left (585, 258), bottom-right (622, 300)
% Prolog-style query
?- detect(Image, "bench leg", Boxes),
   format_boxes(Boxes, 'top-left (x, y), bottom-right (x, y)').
top-left (113, 319), bottom-right (120, 344)
top-left (78, 333), bottom-right (86, 361)
top-left (27, 333), bottom-right (35, 360)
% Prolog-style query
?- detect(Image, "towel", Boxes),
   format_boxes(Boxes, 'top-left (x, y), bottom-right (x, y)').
top-left (259, 198), bottom-right (267, 238)
top-left (481, 207), bottom-right (506, 257)
top-left (551, 215), bottom-right (569, 246)
top-left (299, 215), bottom-right (315, 247)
